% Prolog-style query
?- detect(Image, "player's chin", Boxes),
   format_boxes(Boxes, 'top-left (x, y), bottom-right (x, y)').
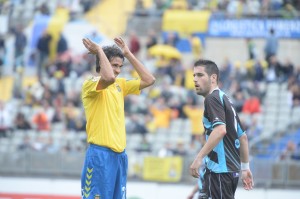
top-left (196, 90), bottom-right (202, 95)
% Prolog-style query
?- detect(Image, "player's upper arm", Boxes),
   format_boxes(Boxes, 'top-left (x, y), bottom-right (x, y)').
top-left (139, 77), bottom-right (155, 90)
top-left (213, 123), bottom-right (227, 137)
top-left (96, 76), bottom-right (115, 90)
top-left (239, 133), bottom-right (248, 143)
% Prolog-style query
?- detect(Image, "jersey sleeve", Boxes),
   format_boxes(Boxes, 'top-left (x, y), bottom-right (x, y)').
top-left (205, 94), bottom-right (226, 128)
top-left (236, 115), bottom-right (246, 137)
top-left (82, 77), bottom-right (102, 98)
top-left (122, 78), bottom-right (141, 97)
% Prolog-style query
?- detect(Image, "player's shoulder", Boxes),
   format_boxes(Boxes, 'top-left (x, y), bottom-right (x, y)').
top-left (125, 77), bottom-right (139, 81)
top-left (206, 90), bottom-right (220, 100)
top-left (88, 76), bottom-right (100, 82)
top-left (116, 77), bottom-right (139, 85)
top-left (83, 76), bottom-right (100, 84)
top-left (205, 90), bottom-right (224, 105)
top-left (82, 76), bottom-right (100, 90)
top-left (116, 77), bottom-right (139, 82)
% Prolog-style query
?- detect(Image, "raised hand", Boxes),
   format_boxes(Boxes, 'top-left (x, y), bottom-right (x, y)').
top-left (82, 38), bottom-right (101, 55)
top-left (114, 37), bottom-right (130, 56)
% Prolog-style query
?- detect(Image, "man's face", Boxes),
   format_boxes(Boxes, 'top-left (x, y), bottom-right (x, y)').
top-left (193, 66), bottom-right (212, 97)
top-left (110, 57), bottom-right (123, 77)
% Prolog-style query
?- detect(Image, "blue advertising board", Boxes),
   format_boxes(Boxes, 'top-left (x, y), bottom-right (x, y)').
top-left (208, 19), bottom-right (300, 38)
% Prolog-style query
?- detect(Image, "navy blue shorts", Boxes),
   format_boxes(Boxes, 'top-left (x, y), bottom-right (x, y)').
top-left (81, 144), bottom-right (128, 199)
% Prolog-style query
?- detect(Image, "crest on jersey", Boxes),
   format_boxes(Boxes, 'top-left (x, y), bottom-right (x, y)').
top-left (116, 84), bottom-right (121, 92)
top-left (235, 139), bottom-right (240, 148)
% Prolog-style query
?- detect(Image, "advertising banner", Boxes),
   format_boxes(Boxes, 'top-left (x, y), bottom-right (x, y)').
top-left (143, 156), bottom-right (183, 182)
top-left (208, 19), bottom-right (300, 38)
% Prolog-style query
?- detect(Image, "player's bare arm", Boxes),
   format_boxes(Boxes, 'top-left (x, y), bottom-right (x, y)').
top-left (190, 124), bottom-right (226, 178)
top-left (82, 38), bottom-right (115, 89)
top-left (239, 134), bottom-right (254, 190)
top-left (114, 37), bottom-right (155, 90)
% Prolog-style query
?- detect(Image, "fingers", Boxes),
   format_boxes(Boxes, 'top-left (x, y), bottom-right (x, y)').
top-left (82, 38), bottom-right (91, 50)
top-left (82, 38), bottom-right (89, 48)
top-left (189, 168), bottom-right (200, 178)
top-left (242, 177), bottom-right (254, 190)
top-left (114, 37), bottom-right (123, 43)
top-left (82, 38), bottom-right (98, 54)
top-left (114, 37), bottom-right (125, 47)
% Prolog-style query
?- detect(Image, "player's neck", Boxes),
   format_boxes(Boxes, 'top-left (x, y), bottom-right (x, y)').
top-left (209, 85), bottom-right (219, 94)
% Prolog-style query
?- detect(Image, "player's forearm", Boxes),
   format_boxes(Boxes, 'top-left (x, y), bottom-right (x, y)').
top-left (196, 125), bottom-right (226, 160)
top-left (125, 51), bottom-right (155, 87)
top-left (97, 48), bottom-right (115, 82)
top-left (239, 134), bottom-right (250, 163)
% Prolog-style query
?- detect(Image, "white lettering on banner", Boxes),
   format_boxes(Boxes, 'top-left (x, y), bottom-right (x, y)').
top-left (208, 19), bottom-right (300, 38)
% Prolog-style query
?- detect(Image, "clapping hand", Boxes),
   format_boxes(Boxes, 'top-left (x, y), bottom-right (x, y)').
top-left (82, 38), bottom-right (101, 55)
top-left (114, 37), bottom-right (130, 56)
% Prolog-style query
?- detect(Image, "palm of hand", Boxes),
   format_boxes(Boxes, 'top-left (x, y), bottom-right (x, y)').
top-left (114, 37), bottom-right (130, 55)
top-left (82, 38), bottom-right (99, 54)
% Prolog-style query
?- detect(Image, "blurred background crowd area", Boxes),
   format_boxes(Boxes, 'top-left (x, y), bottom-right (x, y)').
top-left (0, 0), bottom-right (300, 187)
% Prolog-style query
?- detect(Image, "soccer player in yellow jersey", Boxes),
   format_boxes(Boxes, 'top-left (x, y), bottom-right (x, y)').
top-left (81, 37), bottom-right (155, 199)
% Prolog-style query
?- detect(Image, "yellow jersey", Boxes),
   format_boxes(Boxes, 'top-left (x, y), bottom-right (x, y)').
top-left (82, 76), bottom-right (141, 152)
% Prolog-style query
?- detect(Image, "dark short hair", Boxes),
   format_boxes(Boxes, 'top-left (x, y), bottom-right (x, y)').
top-left (194, 59), bottom-right (219, 82)
top-left (96, 45), bottom-right (125, 73)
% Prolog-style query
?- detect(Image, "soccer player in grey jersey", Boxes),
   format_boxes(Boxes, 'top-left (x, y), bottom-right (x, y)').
top-left (189, 59), bottom-right (254, 199)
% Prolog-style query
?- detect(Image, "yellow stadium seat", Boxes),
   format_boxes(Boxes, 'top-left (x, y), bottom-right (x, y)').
top-left (0, 76), bottom-right (14, 101)
top-left (47, 7), bottom-right (70, 60)
top-left (162, 10), bottom-right (211, 34)
top-left (142, 0), bottom-right (153, 9)
top-left (22, 76), bottom-right (38, 88)
top-left (85, 0), bottom-right (137, 38)
top-left (171, 0), bottom-right (188, 9)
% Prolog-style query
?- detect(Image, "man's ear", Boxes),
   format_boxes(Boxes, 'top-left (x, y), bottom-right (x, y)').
top-left (211, 74), bottom-right (217, 84)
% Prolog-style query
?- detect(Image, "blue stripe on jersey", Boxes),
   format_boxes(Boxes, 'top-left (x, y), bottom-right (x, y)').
top-left (219, 90), bottom-right (225, 106)
top-left (218, 140), bottom-right (227, 172)
top-left (207, 140), bottom-right (227, 172)
top-left (237, 123), bottom-right (245, 137)
top-left (198, 168), bottom-right (206, 189)
top-left (212, 122), bottom-right (225, 127)
top-left (224, 145), bottom-right (240, 169)
top-left (203, 116), bottom-right (213, 130)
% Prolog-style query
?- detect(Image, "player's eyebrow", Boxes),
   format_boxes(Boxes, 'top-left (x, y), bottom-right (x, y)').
top-left (193, 73), bottom-right (204, 77)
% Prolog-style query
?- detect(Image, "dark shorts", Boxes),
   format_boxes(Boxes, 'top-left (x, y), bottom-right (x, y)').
top-left (204, 170), bottom-right (239, 199)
